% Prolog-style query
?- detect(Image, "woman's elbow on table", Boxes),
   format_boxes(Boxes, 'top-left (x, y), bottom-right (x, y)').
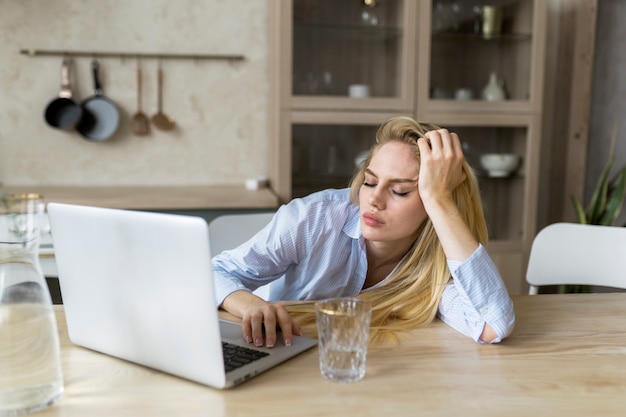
top-left (479, 323), bottom-right (500, 343)
top-left (479, 312), bottom-right (516, 344)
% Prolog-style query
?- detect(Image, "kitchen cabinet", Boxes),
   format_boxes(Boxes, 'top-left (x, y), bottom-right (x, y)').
top-left (267, 0), bottom-right (547, 294)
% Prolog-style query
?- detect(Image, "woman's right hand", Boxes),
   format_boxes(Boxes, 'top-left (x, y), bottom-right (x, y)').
top-left (221, 290), bottom-right (301, 348)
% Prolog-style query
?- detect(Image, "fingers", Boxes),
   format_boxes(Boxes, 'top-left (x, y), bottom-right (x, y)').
top-left (423, 129), bottom-right (462, 158)
top-left (275, 305), bottom-right (299, 346)
top-left (422, 128), bottom-right (465, 170)
top-left (418, 129), bottom-right (467, 197)
top-left (257, 308), bottom-right (277, 347)
top-left (241, 314), bottom-right (256, 345)
top-left (241, 303), bottom-right (299, 348)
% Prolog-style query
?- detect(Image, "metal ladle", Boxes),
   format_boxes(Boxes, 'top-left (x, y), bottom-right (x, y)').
top-left (151, 62), bottom-right (175, 131)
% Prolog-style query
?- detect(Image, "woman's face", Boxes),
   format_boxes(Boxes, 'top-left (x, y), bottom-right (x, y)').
top-left (359, 141), bottom-right (427, 245)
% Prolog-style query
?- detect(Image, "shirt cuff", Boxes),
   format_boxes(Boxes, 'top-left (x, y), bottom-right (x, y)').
top-left (445, 244), bottom-right (515, 342)
top-left (212, 267), bottom-right (252, 307)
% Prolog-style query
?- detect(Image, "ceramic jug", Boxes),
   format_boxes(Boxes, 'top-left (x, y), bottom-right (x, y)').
top-left (482, 72), bottom-right (506, 101)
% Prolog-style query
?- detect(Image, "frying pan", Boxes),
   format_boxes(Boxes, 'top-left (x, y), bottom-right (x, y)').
top-left (44, 57), bottom-right (83, 130)
top-left (76, 59), bottom-right (120, 142)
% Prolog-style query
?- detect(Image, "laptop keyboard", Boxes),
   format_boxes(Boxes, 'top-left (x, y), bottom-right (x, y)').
top-left (222, 342), bottom-right (269, 373)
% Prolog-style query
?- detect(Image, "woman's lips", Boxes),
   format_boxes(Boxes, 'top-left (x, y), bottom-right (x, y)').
top-left (362, 212), bottom-right (384, 227)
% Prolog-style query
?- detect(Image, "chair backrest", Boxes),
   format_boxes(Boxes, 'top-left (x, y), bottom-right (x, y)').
top-left (526, 222), bottom-right (626, 294)
top-left (208, 212), bottom-right (275, 299)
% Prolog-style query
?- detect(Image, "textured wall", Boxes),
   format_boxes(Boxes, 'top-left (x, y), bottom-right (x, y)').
top-left (0, 0), bottom-right (269, 186)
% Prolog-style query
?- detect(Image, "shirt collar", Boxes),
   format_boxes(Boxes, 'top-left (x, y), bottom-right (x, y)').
top-left (343, 204), bottom-right (361, 240)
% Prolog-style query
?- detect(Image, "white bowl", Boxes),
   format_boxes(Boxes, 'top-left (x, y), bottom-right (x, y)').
top-left (480, 153), bottom-right (520, 178)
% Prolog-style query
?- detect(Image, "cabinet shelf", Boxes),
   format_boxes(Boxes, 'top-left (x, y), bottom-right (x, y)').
top-left (478, 175), bottom-right (525, 183)
top-left (431, 31), bottom-right (532, 43)
top-left (294, 24), bottom-right (403, 42)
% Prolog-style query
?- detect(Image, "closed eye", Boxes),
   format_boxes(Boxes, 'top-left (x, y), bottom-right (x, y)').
top-left (364, 181), bottom-right (410, 196)
top-left (392, 190), bottom-right (410, 197)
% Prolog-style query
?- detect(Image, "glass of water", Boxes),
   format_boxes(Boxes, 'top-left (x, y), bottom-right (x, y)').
top-left (0, 194), bottom-right (63, 416)
top-left (315, 298), bottom-right (371, 383)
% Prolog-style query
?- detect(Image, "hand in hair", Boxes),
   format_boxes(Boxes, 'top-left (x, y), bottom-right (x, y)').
top-left (417, 128), bottom-right (466, 203)
top-left (417, 128), bottom-right (479, 262)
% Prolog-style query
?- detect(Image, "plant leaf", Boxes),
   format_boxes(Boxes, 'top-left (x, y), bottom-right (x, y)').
top-left (599, 167), bottom-right (626, 225)
top-left (571, 195), bottom-right (589, 224)
top-left (586, 159), bottom-right (613, 223)
top-left (586, 124), bottom-right (619, 223)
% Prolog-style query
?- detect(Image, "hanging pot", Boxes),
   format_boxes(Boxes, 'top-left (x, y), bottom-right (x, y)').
top-left (76, 59), bottom-right (120, 142)
top-left (44, 57), bottom-right (83, 130)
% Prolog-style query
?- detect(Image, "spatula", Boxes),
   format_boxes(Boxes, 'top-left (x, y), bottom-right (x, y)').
top-left (132, 64), bottom-right (150, 136)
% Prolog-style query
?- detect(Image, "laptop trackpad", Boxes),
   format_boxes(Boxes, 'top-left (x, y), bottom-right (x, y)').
top-left (219, 319), bottom-right (245, 341)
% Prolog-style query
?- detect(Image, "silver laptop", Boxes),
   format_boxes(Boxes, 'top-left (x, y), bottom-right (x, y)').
top-left (47, 202), bottom-right (317, 389)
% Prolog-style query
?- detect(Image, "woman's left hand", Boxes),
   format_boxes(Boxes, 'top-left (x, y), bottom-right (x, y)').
top-left (417, 128), bottom-right (478, 262)
top-left (417, 128), bottom-right (466, 204)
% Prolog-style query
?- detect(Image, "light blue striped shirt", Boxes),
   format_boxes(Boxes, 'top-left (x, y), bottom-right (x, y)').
top-left (212, 188), bottom-right (515, 343)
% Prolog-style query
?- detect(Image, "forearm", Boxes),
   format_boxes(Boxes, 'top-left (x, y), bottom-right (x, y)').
top-left (439, 246), bottom-right (515, 343)
top-left (422, 195), bottom-right (479, 262)
top-left (221, 290), bottom-right (266, 317)
top-left (212, 249), bottom-right (286, 306)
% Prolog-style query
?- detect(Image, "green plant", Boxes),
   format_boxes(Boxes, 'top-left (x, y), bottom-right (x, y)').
top-left (571, 125), bottom-right (626, 226)
top-left (565, 124), bottom-right (626, 293)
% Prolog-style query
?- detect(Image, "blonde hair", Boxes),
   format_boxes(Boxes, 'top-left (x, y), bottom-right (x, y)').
top-left (287, 116), bottom-right (488, 344)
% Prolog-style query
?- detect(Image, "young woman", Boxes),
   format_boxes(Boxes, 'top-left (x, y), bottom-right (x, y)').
top-left (212, 116), bottom-right (515, 347)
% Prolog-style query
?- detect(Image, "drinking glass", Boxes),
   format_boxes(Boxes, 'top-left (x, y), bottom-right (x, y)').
top-left (0, 194), bottom-right (63, 416)
top-left (315, 297), bottom-right (371, 383)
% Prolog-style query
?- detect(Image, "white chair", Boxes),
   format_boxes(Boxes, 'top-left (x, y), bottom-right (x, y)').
top-left (209, 212), bottom-right (275, 300)
top-left (526, 222), bottom-right (626, 295)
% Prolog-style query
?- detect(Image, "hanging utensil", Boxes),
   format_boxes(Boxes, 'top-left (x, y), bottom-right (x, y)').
top-left (76, 58), bottom-right (120, 142)
top-left (44, 57), bottom-right (83, 131)
top-left (151, 62), bottom-right (175, 131)
top-left (132, 62), bottom-right (150, 136)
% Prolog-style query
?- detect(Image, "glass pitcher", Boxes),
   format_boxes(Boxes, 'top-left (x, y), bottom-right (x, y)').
top-left (0, 194), bottom-right (63, 416)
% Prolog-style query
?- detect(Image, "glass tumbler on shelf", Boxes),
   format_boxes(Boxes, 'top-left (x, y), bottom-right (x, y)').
top-left (0, 194), bottom-right (63, 416)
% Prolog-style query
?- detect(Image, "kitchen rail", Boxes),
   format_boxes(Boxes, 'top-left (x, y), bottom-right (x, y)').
top-left (20, 49), bottom-right (245, 62)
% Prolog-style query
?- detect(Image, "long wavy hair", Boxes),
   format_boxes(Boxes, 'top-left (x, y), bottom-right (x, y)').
top-left (287, 116), bottom-right (489, 344)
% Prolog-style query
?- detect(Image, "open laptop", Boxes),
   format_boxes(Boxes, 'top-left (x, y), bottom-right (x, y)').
top-left (46, 202), bottom-right (317, 389)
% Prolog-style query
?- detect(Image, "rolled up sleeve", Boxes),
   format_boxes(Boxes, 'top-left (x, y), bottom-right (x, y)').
top-left (212, 265), bottom-right (253, 307)
top-left (438, 244), bottom-right (515, 343)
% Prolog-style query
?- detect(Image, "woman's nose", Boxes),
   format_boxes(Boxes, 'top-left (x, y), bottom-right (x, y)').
top-left (368, 189), bottom-right (385, 210)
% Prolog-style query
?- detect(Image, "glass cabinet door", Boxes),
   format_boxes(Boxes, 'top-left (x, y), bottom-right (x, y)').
top-left (291, 122), bottom-right (379, 198)
top-left (290, 0), bottom-right (416, 111)
top-left (444, 123), bottom-right (530, 242)
top-left (421, 0), bottom-right (542, 111)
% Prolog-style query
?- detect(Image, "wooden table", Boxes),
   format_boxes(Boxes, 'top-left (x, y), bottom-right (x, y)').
top-left (36, 294), bottom-right (626, 417)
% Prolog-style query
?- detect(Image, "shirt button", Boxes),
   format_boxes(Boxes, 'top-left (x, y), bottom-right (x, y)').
top-left (480, 307), bottom-right (489, 315)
